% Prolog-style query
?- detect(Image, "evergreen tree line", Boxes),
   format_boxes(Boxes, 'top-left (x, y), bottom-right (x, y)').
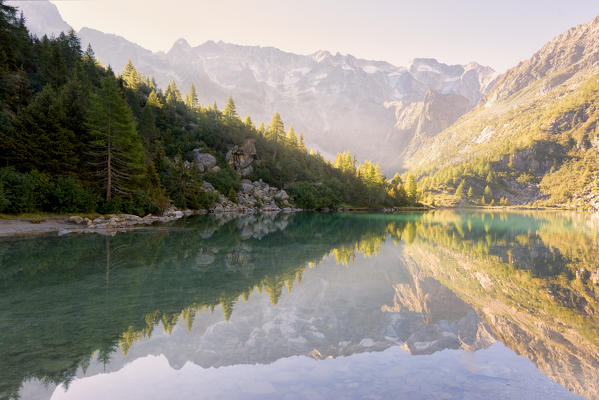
top-left (0, 1), bottom-right (418, 214)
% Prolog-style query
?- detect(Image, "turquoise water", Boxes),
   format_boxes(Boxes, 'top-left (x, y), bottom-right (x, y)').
top-left (1, 211), bottom-right (598, 399)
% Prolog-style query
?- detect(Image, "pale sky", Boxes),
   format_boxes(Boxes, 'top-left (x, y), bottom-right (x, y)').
top-left (51, 0), bottom-right (599, 72)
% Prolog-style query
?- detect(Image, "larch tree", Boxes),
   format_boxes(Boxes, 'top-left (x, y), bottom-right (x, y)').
top-left (484, 185), bottom-right (493, 199)
top-left (164, 81), bottom-right (182, 105)
top-left (146, 89), bottom-right (162, 108)
top-left (86, 74), bottom-right (145, 200)
top-left (298, 132), bottom-right (306, 152)
top-left (405, 174), bottom-right (418, 204)
top-left (287, 124), bottom-right (298, 147)
top-left (267, 112), bottom-right (285, 160)
top-left (122, 60), bottom-right (141, 90)
top-left (243, 115), bottom-right (254, 129)
top-left (223, 95), bottom-right (238, 120)
top-left (267, 112), bottom-right (285, 142)
top-left (184, 84), bottom-right (198, 109)
top-left (257, 122), bottom-right (265, 136)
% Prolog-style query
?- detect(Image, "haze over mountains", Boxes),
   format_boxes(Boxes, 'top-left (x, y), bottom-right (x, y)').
top-left (10, 0), bottom-right (497, 173)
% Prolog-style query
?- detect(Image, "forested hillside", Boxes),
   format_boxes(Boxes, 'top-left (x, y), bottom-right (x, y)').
top-left (0, 1), bottom-right (415, 215)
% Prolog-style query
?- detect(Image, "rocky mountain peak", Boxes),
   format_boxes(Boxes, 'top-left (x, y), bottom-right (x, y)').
top-left (13, 0), bottom-right (497, 174)
top-left (7, 0), bottom-right (71, 37)
top-left (483, 13), bottom-right (599, 106)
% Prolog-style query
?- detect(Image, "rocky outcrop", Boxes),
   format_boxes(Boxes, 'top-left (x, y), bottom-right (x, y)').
top-left (65, 208), bottom-right (207, 232)
top-left (192, 150), bottom-right (219, 173)
top-left (226, 139), bottom-right (257, 176)
top-left (203, 178), bottom-right (298, 213)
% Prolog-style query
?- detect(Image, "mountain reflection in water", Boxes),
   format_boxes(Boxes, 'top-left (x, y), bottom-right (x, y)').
top-left (1, 211), bottom-right (597, 400)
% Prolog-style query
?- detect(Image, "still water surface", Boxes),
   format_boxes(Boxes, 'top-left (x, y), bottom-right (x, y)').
top-left (1, 211), bottom-right (598, 400)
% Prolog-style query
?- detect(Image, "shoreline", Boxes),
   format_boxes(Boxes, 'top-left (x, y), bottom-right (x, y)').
top-left (1, 206), bottom-right (595, 238)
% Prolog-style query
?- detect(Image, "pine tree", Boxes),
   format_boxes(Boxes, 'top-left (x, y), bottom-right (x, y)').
top-left (223, 95), bottom-right (238, 119)
top-left (484, 185), bottom-right (493, 199)
top-left (243, 115), bottom-right (254, 129)
top-left (86, 75), bottom-right (145, 200)
top-left (467, 186), bottom-right (473, 198)
top-left (11, 85), bottom-right (78, 174)
top-left (257, 122), bottom-right (265, 136)
top-left (405, 174), bottom-right (418, 203)
top-left (146, 89), bottom-right (162, 108)
top-left (298, 132), bottom-right (306, 152)
top-left (122, 60), bottom-right (141, 89)
top-left (267, 112), bottom-right (285, 142)
top-left (184, 84), bottom-right (198, 109)
top-left (287, 124), bottom-right (298, 147)
top-left (164, 81), bottom-right (182, 105)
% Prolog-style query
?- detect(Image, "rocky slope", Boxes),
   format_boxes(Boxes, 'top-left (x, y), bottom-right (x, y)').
top-left (11, 0), bottom-right (497, 173)
top-left (406, 14), bottom-right (599, 209)
top-left (482, 14), bottom-right (599, 106)
top-left (6, 0), bottom-right (70, 38)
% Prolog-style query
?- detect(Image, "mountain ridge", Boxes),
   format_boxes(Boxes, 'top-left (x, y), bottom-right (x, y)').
top-left (10, 0), bottom-right (497, 172)
top-left (406, 12), bottom-right (599, 210)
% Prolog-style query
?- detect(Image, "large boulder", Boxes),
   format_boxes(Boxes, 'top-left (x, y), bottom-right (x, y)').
top-left (192, 149), bottom-right (217, 170)
top-left (275, 190), bottom-right (290, 201)
top-left (241, 181), bottom-right (255, 194)
top-left (227, 139), bottom-right (257, 176)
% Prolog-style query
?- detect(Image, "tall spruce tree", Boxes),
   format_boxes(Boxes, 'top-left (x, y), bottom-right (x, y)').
top-left (11, 84), bottom-right (78, 174)
top-left (86, 74), bottom-right (145, 200)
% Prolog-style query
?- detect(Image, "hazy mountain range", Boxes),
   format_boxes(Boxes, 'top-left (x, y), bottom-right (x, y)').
top-left (9, 0), bottom-right (497, 173)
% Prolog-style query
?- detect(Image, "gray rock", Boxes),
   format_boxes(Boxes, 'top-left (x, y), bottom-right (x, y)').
top-left (192, 149), bottom-right (217, 169)
top-left (241, 182), bottom-right (255, 194)
top-left (210, 165), bottom-right (221, 173)
top-left (239, 165), bottom-right (253, 176)
top-left (202, 182), bottom-right (215, 191)
top-left (68, 216), bottom-right (83, 225)
top-left (275, 190), bottom-right (290, 201)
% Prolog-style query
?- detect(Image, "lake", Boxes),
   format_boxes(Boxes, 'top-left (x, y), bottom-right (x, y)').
top-left (1, 211), bottom-right (598, 400)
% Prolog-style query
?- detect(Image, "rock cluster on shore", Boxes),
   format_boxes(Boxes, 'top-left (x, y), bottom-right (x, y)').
top-left (65, 178), bottom-right (300, 231)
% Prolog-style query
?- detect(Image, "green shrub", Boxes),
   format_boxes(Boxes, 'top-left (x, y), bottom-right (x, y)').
top-left (50, 177), bottom-right (98, 213)
top-left (185, 187), bottom-right (219, 210)
top-left (0, 168), bottom-right (52, 213)
top-left (203, 167), bottom-right (240, 195)
top-left (287, 181), bottom-right (341, 209)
